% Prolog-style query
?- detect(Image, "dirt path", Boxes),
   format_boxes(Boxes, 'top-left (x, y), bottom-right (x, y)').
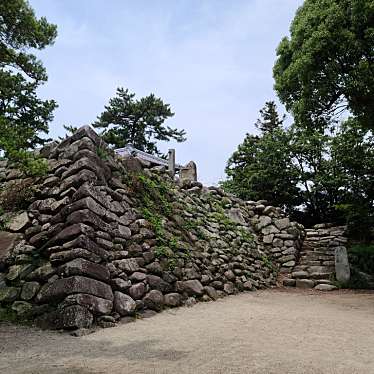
top-left (1, 289), bottom-right (374, 374)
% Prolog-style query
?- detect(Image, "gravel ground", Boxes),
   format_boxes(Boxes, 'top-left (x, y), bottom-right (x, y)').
top-left (1, 289), bottom-right (374, 374)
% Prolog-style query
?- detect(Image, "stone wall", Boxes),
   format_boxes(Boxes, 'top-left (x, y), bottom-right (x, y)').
top-left (0, 126), bottom-right (304, 330)
top-left (282, 224), bottom-right (349, 291)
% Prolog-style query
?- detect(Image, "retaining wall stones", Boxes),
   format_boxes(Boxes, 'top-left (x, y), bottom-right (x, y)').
top-left (282, 224), bottom-right (349, 291)
top-left (0, 126), bottom-right (304, 330)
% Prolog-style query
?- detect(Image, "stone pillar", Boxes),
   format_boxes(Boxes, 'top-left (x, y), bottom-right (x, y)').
top-left (180, 161), bottom-right (197, 182)
top-left (168, 149), bottom-right (175, 177)
top-left (335, 246), bottom-right (351, 284)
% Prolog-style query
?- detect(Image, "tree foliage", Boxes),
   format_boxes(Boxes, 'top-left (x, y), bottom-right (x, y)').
top-left (222, 102), bottom-right (301, 213)
top-left (222, 102), bottom-right (374, 234)
top-left (93, 87), bottom-right (186, 156)
top-left (0, 0), bottom-right (57, 170)
top-left (273, 0), bottom-right (374, 129)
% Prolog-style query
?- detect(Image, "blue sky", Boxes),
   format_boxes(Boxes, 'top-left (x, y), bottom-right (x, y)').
top-left (32, 0), bottom-right (303, 185)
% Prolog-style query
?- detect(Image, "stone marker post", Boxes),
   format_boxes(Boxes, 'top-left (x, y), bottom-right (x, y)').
top-left (335, 246), bottom-right (350, 284)
top-left (168, 149), bottom-right (175, 177)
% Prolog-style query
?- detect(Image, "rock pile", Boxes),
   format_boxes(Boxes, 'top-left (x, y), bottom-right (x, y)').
top-left (282, 224), bottom-right (348, 291)
top-left (0, 126), bottom-right (304, 330)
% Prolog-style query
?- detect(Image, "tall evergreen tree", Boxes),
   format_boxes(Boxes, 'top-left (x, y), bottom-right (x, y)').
top-left (0, 0), bottom-right (57, 163)
top-left (93, 87), bottom-right (186, 156)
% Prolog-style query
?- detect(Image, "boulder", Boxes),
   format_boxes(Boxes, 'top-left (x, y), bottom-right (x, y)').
top-left (164, 293), bottom-right (182, 307)
top-left (143, 290), bottom-right (164, 311)
top-left (296, 279), bottom-right (315, 288)
top-left (274, 218), bottom-right (291, 231)
top-left (183, 280), bottom-right (204, 296)
top-left (314, 284), bottom-right (337, 291)
top-left (36, 276), bottom-right (113, 303)
top-left (59, 258), bottom-right (110, 282)
top-left (0, 287), bottom-right (19, 302)
top-left (129, 283), bottom-right (146, 300)
top-left (111, 278), bottom-right (131, 291)
top-left (0, 231), bottom-right (22, 262)
top-left (114, 292), bottom-right (136, 316)
top-left (11, 301), bottom-right (33, 316)
top-left (6, 212), bottom-right (30, 232)
top-left (59, 305), bottom-right (93, 329)
top-left (147, 275), bottom-right (172, 293)
top-left (21, 282), bottom-right (40, 301)
top-left (61, 294), bottom-right (113, 315)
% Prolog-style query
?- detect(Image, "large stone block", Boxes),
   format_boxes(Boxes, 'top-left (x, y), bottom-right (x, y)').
top-left (335, 246), bottom-right (350, 284)
top-left (183, 280), bottom-right (204, 296)
top-left (36, 276), bottom-right (113, 303)
top-left (114, 291), bottom-right (136, 316)
top-left (143, 290), bottom-right (164, 311)
top-left (59, 305), bottom-right (93, 330)
top-left (0, 231), bottom-right (22, 263)
top-left (59, 258), bottom-right (110, 282)
top-left (61, 293), bottom-right (113, 315)
top-left (147, 275), bottom-right (172, 293)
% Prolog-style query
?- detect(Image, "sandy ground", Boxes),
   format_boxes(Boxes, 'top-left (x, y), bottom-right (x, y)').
top-left (1, 289), bottom-right (374, 374)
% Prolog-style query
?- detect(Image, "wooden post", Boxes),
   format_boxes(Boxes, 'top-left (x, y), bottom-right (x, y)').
top-left (168, 149), bottom-right (175, 177)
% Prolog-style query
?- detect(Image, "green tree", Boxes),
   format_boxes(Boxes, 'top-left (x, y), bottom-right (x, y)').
top-left (222, 102), bottom-right (301, 212)
top-left (273, 0), bottom-right (374, 129)
top-left (93, 87), bottom-right (186, 156)
top-left (0, 0), bottom-right (57, 171)
top-left (331, 119), bottom-right (374, 240)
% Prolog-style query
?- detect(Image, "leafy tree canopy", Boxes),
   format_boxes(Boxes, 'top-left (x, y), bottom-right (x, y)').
top-left (273, 0), bottom-right (374, 129)
top-left (93, 87), bottom-right (186, 156)
top-left (0, 0), bottom-right (57, 166)
top-left (222, 102), bottom-right (374, 234)
top-left (222, 102), bottom-right (301, 213)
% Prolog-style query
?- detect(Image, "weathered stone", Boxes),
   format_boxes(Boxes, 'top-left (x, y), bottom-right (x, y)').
top-left (11, 301), bottom-right (33, 315)
top-left (116, 225), bottom-right (131, 239)
top-left (224, 282), bottom-right (235, 294)
top-left (147, 275), bottom-right (172, 293)
top-left (0, 231), bottom-right (22, 262)
top-left (204, 286), bottom-right (218, 300)
top-left (274, 218), bottom-right (290, 231)
top-left (261, 225), bottom-right (280, 236)
top-left (50, 248), bottom-right (101, 265)
top-left (59, 258), bottom-right (110, 281)
top-left (129, 283), bottom-right (146, 300)
top-left (21, 282), bottom-right (40, 300)
top-left (283, 260), bottom-right (296, 267)
top-left (62, 235), bottom-right (109, 260)
top-left (143, 290), bottom-right (164, 311)
top-left (59, 305), bottom-right (93, 329)
top-left (36, 276), bottom-right (113, 303)
top-left (335, 246), bottom-right (350, 284)
top-left (292, 271), bottom-right (309, 279)
top-left (283, 278), bottom-right (296, 287)
top-left (48, 223), bottom-right (94, 246)
top-left (6, 264), bottom-right (34, 281)
top-left (256, 216), bottom-right (271, 230)
top-left (183, 280), bottom-right (204, 296)
top-left (61, 294), bottom-right (113, 315)
top-left (111, 278), bottom-right (131, 291)
top-left (26, 263), bottom-right (56, 281)
top-left (6, 212), bottom-right (30, 232)
top-left (227, 208), bottom-right (246, 225)
top-left (314, 284), bottom-right (337, 291)
top-left (130, 272), bottom-right (147, 282)
top-left (296, 279), bottom-right (315, 288)
top-left (114, 292), bottom-right (136, 316)
top-left (164, 293), bottom-right (182, 307)
top-left (0, 287), bottom-right (19, 302)
top-left (115, 258), bottom-right (140, 273)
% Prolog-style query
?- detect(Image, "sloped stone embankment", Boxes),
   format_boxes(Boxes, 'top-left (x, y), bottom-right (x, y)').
top-left (0, 126), bottom-right (304, 329)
